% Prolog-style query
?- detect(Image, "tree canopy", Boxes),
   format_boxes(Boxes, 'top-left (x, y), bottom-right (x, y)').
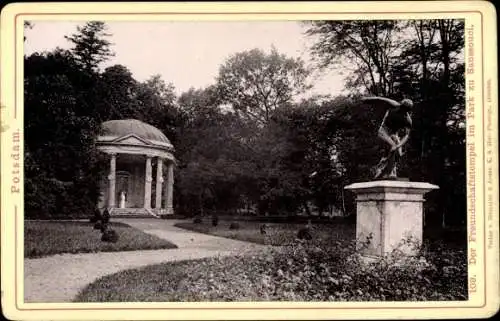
top-left (216, 48), bottom-right (311, 124)
top-left (25, 20), bottom-right (465, 227)
top-left (305, 19), bottom-right (466, 225)
top-left (64, 21), bottom-right (115, 73)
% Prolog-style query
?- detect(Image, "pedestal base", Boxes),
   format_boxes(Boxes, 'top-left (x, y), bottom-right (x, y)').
top-left (348, 253), bottom-right (430, 269)
top-left (345, 180), bottom-right (438, 259)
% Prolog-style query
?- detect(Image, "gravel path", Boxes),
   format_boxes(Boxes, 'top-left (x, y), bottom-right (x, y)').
top-left (24, 219), bottom-right (266, 303)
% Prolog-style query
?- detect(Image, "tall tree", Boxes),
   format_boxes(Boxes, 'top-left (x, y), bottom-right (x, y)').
top-left (23, 21), bottom-right (33, 42)
top-left (134, 75), bottom-right (181, 149)
top-left (305, 20), bottom-right (403, 97)
top-left (24, 49), bottom-right (106, 218)
top-left (177, 86), bottom-right (220, 118)
top-left (96, 64), bottom-right (139, 120)
top-left (136, 75), bottom-right (178, 129)
top-left (65, 21), bottom-right (115, 73)
top-left (216, 48), bottom-right (311, 124)
top-left (390, 19), bottom-right (465, 226)
top-left (305, 19), bottom-right (465, 227)
top-left (175, 85), bottom-right (262, 216)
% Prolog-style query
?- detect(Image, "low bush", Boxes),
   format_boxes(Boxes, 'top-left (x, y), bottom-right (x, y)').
top-left (101, 229), bottom-right (119, 243)
top-left (93, 222), bottom-right (102, 230)
top-left (212, 216), bottom-right (219, 227)
top-left (102, 209), bottom-right (110, 224)
top-left (261, 240), bottom-right (467, 301)
top-left (297, 227), bottom-right (312, 240)
top-left (229, 222), bottom-right (240, 230)
top-left (75, 238), bottom-right (467, 302)
top-left (193, 217), bottom-right (202, 224)
top-left (90, 208), bottom-right (102, 223)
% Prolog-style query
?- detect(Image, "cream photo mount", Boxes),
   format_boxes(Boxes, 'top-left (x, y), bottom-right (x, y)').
top-left (1, 1), bottom-right (498, 320)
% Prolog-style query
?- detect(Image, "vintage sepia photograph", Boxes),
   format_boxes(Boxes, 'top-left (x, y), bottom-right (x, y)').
top-left (1, 1), bottom-right (498, 320)
top-left (22, 17), bottom-right (468, 302)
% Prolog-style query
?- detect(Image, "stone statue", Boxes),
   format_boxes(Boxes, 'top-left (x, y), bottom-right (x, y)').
top-left (119, 190), bottom-right (126, 208)
top-left (361, 96), bottom-right (413, 179)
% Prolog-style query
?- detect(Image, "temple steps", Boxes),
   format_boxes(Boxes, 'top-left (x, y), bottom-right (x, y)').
top-left (110, 208), bottom-right (160, 218)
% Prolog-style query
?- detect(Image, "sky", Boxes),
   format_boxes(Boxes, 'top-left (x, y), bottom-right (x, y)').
top-left (24, 21), bottom-right (347, 99)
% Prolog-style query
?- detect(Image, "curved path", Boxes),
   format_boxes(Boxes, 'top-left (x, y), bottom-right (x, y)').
top-left (24, 219), bottom-right (266, 303)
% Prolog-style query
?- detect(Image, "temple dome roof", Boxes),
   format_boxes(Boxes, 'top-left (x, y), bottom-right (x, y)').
top-left (100, 119), bottom-right (172, 145)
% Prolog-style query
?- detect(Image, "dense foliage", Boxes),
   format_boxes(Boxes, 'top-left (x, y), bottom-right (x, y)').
top-left (25, 20), bottom-right (465, 228)
top-left (216, 48), bottom-right (311, 124)
top-left (24, 22), bottom-right (179, 218)
top-left (24, 49), bottom-right (106, 218)
top-left (305, 19), bottom-right (466, 226)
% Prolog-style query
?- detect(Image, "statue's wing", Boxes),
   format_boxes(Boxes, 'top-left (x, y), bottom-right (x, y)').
top-left (361, 96), bottom-right (400, 111)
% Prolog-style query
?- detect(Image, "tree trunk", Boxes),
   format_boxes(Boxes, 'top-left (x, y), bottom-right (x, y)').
top-left (198, 193), bottom-right (204, 217)
top-left (341, 185), bottom-right (346, 215)
top-left (436, 19), bottom-right (453, 228)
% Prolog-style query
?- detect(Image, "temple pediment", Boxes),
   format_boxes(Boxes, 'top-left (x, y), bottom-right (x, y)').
top-left (111, 134), bottom-right (152, 146)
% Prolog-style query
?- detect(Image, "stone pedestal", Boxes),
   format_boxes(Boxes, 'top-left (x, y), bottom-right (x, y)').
top-left (345, 180), bottom-right (438, 260)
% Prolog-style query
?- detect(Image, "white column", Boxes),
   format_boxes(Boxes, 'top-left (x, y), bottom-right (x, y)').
top-left (144, 155), bottom-right (152, 209)
top-left (155, 157), bottom-right (164, 209)
top-left (345, 181), bottom-right (439, 261)
top-left (107, 153), bottom-right (116, 208)
top-left (165, 162), bottom-right (174, 214)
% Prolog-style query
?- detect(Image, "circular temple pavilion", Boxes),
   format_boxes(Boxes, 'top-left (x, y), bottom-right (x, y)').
top-left (96, 119), bottom-right (175, 218)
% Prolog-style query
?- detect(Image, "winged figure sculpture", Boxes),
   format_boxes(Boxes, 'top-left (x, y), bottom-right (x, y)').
top-left (361, 96), bottom-right (413, 179)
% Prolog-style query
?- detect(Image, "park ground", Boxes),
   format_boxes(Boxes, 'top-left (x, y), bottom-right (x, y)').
top-left (25, 218), bottom-right (467, 302)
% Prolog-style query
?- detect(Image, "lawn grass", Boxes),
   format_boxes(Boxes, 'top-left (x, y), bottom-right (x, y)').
top-left (175, 220), bottom-right (467, 250)
top-left (174, 220), bottom-right (355, 246)
top-left (25, 221), bottom-right (178, 258)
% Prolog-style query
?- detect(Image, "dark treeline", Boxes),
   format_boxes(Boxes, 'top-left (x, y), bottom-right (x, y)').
top-left (24, 20), bottom-right (465, 228)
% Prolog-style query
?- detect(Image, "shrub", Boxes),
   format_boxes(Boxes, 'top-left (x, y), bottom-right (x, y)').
top-left (90, 208), bottom-right (102, 223)
top-left (93, 222), bottom-right (102, 230)
top-left (101, 229), bottom-right (119, 243)
top-left (297, 227), bottom-right (312, 240)
top-left (229, 222), bottom-right (240, 230)
top-left (264, 238), bottom-right (467, 301)
top-left (24, 151), bottom-right (106, 220)
top-left (212, 215), bottom-right (219, 227)
top-left (102, 208), bottom-right (110, 224)
top-left (260, 224), bottom-right (267, 235)
top-left (193, 217), bottom-right (202, 224)
top-left (75, 237), bottom-right (467, 302)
